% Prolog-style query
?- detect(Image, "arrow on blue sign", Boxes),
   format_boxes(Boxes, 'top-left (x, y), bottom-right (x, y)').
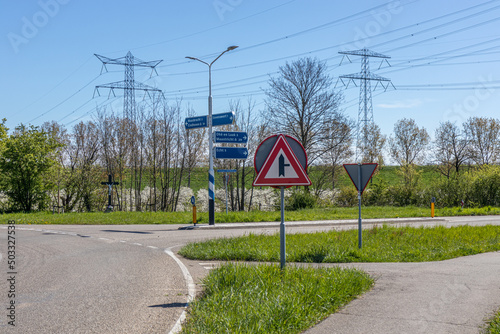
top-left (214, 147), bottom-right (248, 160)
top-left (185, 115), bottom-right (208, 129)
top-left (212, 111), bottom-right (235, 127)
top-left (185, 111), bottom-right (235, 129)
top-left (214, 131), bottom-right (248, 144)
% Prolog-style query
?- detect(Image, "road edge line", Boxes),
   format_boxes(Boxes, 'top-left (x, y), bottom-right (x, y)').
top-left (165, 247), bottom-right (195, 334)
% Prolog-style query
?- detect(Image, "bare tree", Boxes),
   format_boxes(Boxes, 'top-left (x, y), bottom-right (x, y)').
top-left (72, 121), bottom-right (103, 212)
top-left (264, 57), bottom-right (344, 165)
top-left (389, 118), bottom-right (429, 166)
top-left (361, 123), bottom-right (386, 164)
top-left (183, 106), bottom-right (206, 189)
top-left (434, 121), bottom-right (469, 177)
top-left (463, 116), bottom-right (500, 165)
top-left (317, 113), bottom-right (354, 192)
top-left (220, 98), bottom-right (260, 211)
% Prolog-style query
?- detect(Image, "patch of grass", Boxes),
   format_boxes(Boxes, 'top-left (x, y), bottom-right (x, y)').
top-left (181, 263), bottom-right (373, 334)
top-left (179, 225), bottom-right (500, 263)
top-left (487, 309), bottom-right (500, 334)
top-left (2, 205), bottom-right (500, 225)
top-left (0, 211), bottom-right (197, 225)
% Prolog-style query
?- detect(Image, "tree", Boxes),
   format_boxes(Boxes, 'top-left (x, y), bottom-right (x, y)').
top-left (463, 117), bottom-right (500, 165)
top-left (434, 121), bottom-right (468, 177)
top-left (361, 122), bottom-right (386, 164)
top-left (318, 113), bottom-right (354, 192)
top-left (389, 118), bottom-right (429, 166)
top-left (0, 124), bottom-right (60, 212)
top-left (264, 57), bottom-right (344, 164)
top-left (0, 118), bottom-right (8, 151)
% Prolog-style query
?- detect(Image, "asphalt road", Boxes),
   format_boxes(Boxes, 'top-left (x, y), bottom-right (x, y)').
top-left (0, 215), bottom-right (499, 333)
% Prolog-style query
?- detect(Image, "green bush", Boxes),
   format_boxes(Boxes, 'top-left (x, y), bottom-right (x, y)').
top-left (336, 187), bottom-right (357, 207)
top-left (285, 189), bottom-right (317, 211)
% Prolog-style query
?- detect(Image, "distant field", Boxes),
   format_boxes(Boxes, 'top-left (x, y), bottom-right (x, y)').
top-left (111, 165), bottom-right (442, 194)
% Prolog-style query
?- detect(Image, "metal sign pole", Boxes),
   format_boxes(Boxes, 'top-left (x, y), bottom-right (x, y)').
top-left (358, 163), bottom-right (362, 249)
top-left (225, 172), bottom-right (229, 214)
top-left (280, 186), bottom-right (286, 270)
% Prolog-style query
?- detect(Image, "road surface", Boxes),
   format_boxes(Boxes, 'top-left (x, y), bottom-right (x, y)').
top-left (0, 215), bottom-right (498, 333)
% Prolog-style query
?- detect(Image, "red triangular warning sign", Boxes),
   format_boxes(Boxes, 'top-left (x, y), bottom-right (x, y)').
top-left (253, 135), bottom-right (312, 187)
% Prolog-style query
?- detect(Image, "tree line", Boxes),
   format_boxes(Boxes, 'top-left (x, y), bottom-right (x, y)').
top-left (1, 57), bottom-right (499, 212)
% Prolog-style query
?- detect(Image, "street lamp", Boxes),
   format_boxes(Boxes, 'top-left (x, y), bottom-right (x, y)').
top-left (186, 45), bottom-right (238, 225)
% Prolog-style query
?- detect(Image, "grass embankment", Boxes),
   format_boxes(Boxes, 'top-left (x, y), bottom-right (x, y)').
top-left (2, 205), bottom-right (500, 225)
top-left (181, 264), bottom-right (373, 334)
top-left (179, 225), bottom-right (500, 263)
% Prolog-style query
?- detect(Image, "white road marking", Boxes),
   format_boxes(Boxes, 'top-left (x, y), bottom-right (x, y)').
top-left (165, 247), bottom-right (195, 334)
top-left (199, 262), bottom-right (218, 270)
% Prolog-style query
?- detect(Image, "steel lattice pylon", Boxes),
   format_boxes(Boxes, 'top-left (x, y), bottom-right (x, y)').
top-left (338, 49), bottom-right (393, 162)
top-left (94, 51), bottom-right (163, 120)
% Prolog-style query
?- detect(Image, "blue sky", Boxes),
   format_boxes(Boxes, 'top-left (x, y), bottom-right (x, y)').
top-left (2, 0), bottom-right (500, 141)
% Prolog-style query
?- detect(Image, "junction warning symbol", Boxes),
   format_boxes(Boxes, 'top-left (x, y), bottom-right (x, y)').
top-left (252, 134), bottom-right (311, 187)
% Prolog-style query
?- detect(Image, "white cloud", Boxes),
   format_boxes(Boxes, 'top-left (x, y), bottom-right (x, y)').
top-left (376, 99), bottom-right (423, 109)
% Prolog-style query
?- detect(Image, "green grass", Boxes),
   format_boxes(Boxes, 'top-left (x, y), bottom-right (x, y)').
top-left (179, 225), bottom-right (500, 263)
top-left (181, 263), bottom-right (373, 334)
top-left (487, 309), bottom-right (500, 334)
top-left (0, 211), bottom-right (194, 225)
top-left (2, 205), bottom-right (500, 225)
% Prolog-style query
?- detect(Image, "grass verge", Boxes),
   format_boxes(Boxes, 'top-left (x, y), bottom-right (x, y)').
top-left (487, 310), bottom-right (500, 334)
top-left (179, 225), bottom-right (500, 263)
top-left (181, 263), bottom-right (373, 334)
top-left (2, 205), bottom-right (500, 225)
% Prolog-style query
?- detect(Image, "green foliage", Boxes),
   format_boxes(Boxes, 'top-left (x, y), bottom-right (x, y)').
top-left (179, 225), bottom-right (500, 263)
top-left (181, 263), bottom-right (373, 334)
top-left (285, 189), bottom-right (317, 210)
top-left (335, 186), bottom-right (357, 207)
top-left (487, 309), bottom-right (500, 334)
top-left (0, 125), bottom-right (62, 212)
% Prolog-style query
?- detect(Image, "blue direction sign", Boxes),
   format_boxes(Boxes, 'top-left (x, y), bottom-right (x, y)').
top-left (212, 111), bottom-right (235, 127)
top-left (217, 169), bottom-right (237, 173)
top-left (185, 115), bottom-right (208, 129)
top-left (214, 147), bottom-right (248, 160)
top-left (185, 111), bottom-right (235, 129)
top-left (214, 131), bottom-right (248, 144)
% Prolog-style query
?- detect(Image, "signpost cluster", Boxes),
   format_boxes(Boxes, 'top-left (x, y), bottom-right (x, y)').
top-left (185, 111), bottom-right (249, 221)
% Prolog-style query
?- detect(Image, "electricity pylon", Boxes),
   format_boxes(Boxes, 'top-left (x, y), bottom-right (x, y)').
top-left (338, 49), bottom-right (394, 162)
top-left (94, 51), bottom-right (163, 120)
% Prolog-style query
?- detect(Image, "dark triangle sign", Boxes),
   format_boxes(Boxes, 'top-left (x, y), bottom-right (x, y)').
top-left (253, 134), bottom-right (311, 187)
top-left (343, 163), bottom-right (378, 194)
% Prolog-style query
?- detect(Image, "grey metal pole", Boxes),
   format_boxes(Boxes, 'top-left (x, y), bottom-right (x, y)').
top-left (186, 46), bottom-right (238, 226)
top-left (358, 163), bottom-right (362, 249)
top-left (280, 186), bottom-right (286, 269)
top-left (225, 172), bottom-right (228, 214)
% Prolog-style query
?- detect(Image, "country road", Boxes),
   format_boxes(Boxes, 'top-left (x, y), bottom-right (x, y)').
top-left (0, 215), bottom-right (499, 333)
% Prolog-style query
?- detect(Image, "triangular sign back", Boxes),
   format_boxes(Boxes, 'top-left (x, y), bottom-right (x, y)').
top-left (253, 135), bottom-right (311, 187)
top-left (343, 163), bottom-right (378, 194)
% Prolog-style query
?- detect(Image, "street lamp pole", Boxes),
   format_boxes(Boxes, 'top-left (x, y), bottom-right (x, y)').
top-left (186, 45), bottom-right (238, 225)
